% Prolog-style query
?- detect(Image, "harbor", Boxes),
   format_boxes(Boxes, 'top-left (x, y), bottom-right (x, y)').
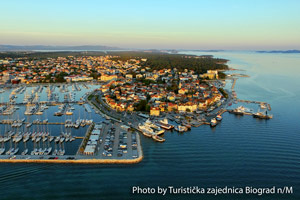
top-left (0, 83), bottom-right (143, 163)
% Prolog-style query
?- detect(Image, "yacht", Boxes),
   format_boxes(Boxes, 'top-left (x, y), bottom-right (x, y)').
top-left (175, 125), bottom-right (188, 132)
top-left (157, 118), bottom-right (174, 130)
top-left (26, 122), bottom-right (33, 128)
top-left (21, 149), bottom-right (28, 155)
top-left (216, 115), bottom-right (223, 121)
top-left (152, 135), bottom-right (165, 142)
top-left (0, 148), bottom-right (5, 155)
top-left (210, 118), bottom-right (217, 127)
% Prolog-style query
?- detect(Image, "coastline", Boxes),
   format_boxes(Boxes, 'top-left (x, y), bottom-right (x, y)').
top-left (0, 156), bottom-right (143, 164)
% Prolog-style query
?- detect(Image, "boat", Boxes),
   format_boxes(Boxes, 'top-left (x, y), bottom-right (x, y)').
top-left (31, 148), bottom-right (38, 155)
top-left (42, 136), bottom-right (48, 142)
top-left (54, 112), bottom-right (63, 116)
top-left (65, 110), bottom-right (73, 115)
top-left (55, 136), bottom-right (60, 143)
top-left (152, 135), bottom-right (165, 142)
top-left (144, 119), bottom-right (165, 135)
top-left (260, 103), bottom-right (267, 109)
top-left (0, 148), bottom-right (5, 155)
top-left (44, 147), bottom-right (52, 155)
top-left (58, 149), bottom-right (65, 156)
top-left (11, 148), bottom-right (19, 155)
top-left (229, 106), bottom-right (245, 115)
top-left (6, 148), bottom-right (14, 155)
top-left (60, 137), bottom-right (65, 143)
top-left (26, 122), bottom-right (33, 128)
top-left (210, 118), bottom-right (217, 127)
top-left (216, 115), bottom-right (223, 121)
top-left (138, 124), bottom-right (154, 137)
top-left (35, 137), bottom-right (41, 143)
top-left (157, 118), bottom-right (174, 130)
top-left (52, 149), bottom-right (58, 155)
top-left (174, 125), bottom-right (188, 132)
top-left (21, 149), bottom-right (28, 155)
top-left (253, 110), bottom-right (273, 119)
top-left (49, 136), bottom-right (54, 142)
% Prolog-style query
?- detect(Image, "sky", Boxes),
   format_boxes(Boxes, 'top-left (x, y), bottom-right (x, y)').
top-left (1, 0), bottom-right (300, 50)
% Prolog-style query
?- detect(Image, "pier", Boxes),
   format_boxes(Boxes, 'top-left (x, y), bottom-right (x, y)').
top-left (231, 78), bottom-right (237, 90)
top-left (237, 99), bottom-right (271, 111)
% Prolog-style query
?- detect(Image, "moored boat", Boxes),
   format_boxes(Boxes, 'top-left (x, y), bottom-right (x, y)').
top-left (152, 135), bottom-right (165, 142)
top-left (210, 118), bottom-right (217, 127)
top-left (216, 114), bottom-right (223, 121)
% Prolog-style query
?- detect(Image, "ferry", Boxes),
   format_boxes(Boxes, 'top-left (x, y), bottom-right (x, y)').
top-left (216, 115), bottom-right (223, 121)
top-left (152, 135), bottom-right (165, 142)
top-left (157, 118), bottom-right (174, 130)
top-left (210, 118), bottom-right (217, 127)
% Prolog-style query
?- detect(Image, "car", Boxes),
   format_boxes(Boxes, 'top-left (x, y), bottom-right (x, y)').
top-left (66, 157), bottom-right (75, 160)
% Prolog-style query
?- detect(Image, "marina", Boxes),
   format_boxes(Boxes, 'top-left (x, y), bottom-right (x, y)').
top-left (0, 83), bottom-right (142, 163)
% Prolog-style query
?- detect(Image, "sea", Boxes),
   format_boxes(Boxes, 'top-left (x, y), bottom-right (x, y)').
top-left (0, 51), bottom-right (300, 200)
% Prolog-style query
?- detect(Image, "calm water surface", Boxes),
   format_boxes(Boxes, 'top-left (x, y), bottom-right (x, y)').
top-left (0, 51), bottom-right (300, 200)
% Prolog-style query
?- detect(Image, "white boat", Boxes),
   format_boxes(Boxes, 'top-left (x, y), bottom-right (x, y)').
top-left (175, 125), bottom-right (188, 132)
top-left (26, 122), bottom-right (33, 128)
top-left (36, 136), bottom-right (41, 143)
top-left (216, 115), bottom-right (223, 121)
top-left (49, 136), bottom-right (54, 142)
top-left (157, 118), bottom-right (174, 130)
top-left (152, 134), bottom-right (165, 142)
top-left (0, 148), bottom-right (5, 155)
top-left (52, 149), bottom-right (58, 155)
top-left (11, 148), bottom-right (19, 155)
top-left (210, 118), bottom-right (217, 127)
top-left (21, 149), bottom-right (28, 155)
top-left (65, 110), bottom-right (73, 115)
top-left (55, 136), bottom-right (60, 143)
top-left (44, 147), bottom-right (52, 155)
top-left (6, 148), bottom-right (14, 155)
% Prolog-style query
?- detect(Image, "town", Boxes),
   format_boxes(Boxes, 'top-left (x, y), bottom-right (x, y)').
top-left (0, 51), bottom-right (272, 163)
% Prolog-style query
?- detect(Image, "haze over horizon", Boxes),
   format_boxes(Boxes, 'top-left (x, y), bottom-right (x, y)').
top-left (1, 0), bottom-right (300, 50)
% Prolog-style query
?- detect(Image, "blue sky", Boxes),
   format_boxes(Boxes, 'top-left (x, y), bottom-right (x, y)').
top-left (1, 0), bottom-right (300, 49)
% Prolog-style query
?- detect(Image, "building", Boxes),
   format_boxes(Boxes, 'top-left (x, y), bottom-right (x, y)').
top-left (201, 70), bottom-right (219, 79)
top-left (100, 74), bottom-right (118, 82)
top-left (150, 107), bottom-right (160, 116)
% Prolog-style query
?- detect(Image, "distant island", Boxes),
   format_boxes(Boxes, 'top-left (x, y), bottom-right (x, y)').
top-left (256, 50), bottom-right (300, 53)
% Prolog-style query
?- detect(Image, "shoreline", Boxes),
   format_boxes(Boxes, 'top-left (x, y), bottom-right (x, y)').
top-left (0, 156), bottom-right (143, 164)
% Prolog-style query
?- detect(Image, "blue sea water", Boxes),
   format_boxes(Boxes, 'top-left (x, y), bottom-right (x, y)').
top-left (0, 51), bottom-right (300, 200)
